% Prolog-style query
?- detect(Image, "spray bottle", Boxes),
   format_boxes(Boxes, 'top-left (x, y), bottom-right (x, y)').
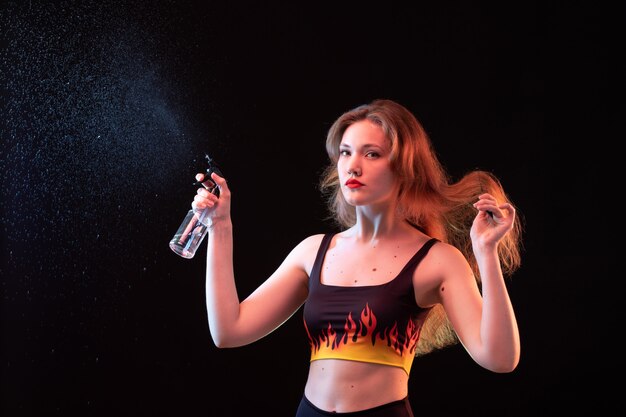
top-left (169, 154), bottom-right (223, 259)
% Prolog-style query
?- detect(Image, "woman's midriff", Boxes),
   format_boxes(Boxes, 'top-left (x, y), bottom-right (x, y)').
top-left (303, 359), bottom-right (409, 413)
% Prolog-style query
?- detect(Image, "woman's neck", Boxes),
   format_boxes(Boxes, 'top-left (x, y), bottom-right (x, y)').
top-left (349, 208), bottom-right (415, 243)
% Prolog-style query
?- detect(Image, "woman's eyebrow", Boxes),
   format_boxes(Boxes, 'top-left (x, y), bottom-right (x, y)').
top-left (339, 143), bottom-right (383, 149)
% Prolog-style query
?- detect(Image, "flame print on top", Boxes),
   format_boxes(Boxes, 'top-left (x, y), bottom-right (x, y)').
top-left (303, 234), bottom-right (439, 375)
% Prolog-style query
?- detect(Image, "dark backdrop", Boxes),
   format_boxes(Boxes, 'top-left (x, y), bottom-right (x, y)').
top-left (1, 1), bottom-right (621, 416)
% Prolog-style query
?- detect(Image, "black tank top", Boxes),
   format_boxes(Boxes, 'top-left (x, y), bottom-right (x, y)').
top-left (303, 234), bottom-right (438, 375)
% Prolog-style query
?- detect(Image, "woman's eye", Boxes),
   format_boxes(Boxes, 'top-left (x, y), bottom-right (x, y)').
top-left (339, 150), bottom-right (350, 156)
top-left (366, 151), bottom-right (380, 158)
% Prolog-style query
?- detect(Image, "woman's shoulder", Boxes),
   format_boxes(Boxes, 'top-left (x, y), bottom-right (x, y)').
top-left (420, 239), bottom-right (472, 281)
top-left (297, 233), bottom-right (331, 250)
top-left (283, 233), bottom-right (332, 273)
top-left (427, 239), bottom-right (467, 261)
top-left (288, 233), bottom-right (331, 256)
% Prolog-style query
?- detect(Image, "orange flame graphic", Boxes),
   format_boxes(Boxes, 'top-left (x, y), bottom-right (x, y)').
top-left (306, 303), bottom-right (423, 357)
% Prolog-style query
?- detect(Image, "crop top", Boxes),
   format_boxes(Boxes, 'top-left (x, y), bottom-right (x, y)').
top-left (303, 233), bottom-right (438, 375)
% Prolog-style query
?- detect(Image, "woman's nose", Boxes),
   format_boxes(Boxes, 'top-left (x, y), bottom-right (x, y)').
top-left (347, 162), bottom-right (362, 176)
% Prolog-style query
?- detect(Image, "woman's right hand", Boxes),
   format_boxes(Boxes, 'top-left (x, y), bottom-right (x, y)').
top-left (192, 172), bottom-right (231, 228)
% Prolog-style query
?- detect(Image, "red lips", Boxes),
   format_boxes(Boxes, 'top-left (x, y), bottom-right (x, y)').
top-left (345, 179), bottom-right (364, 189)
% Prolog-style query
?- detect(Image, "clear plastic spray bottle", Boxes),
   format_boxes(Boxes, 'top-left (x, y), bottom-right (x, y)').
top-left (169, 154), bottom-right (223, 259)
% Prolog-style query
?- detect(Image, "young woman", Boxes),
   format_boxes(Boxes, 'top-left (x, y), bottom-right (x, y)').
top-left (192, 99), bottom-right (522, 416)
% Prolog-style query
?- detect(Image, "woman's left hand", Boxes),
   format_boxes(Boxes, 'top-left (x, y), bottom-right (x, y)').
top-left (470, 193), bottom-right (516, 249)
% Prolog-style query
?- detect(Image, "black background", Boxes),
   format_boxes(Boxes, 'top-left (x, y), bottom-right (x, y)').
top-left (1, 1), bottom-right (622, 416)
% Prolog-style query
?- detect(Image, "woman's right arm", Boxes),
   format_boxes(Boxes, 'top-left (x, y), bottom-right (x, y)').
top-left (195, 172), bottom-right (315, 348)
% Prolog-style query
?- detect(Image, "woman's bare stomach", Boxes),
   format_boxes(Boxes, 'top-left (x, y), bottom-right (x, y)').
top-left (304, 359), bottom-right (409, 413)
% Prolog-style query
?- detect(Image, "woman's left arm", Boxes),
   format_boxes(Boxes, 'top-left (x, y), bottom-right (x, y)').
top-left (437, 193), bottom-right (520, 372)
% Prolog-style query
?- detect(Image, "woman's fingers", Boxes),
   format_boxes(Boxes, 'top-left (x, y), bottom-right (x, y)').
top-left (210, 171), bottom-right (230, 196)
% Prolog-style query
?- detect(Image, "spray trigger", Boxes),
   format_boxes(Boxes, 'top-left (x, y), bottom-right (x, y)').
top-left (192, 153), bottom-right (223, 196)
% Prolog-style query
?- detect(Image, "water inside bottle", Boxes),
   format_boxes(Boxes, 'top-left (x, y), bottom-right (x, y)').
top-left (169, 208), bottom-right (209, 259)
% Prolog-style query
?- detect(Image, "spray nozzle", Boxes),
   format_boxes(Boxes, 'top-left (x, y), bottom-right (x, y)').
top-left (192, 153), bottom-right (223, 196)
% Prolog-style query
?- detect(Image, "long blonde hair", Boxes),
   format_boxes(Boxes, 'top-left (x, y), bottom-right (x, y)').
top-left (320, 99), bottom-right (522, 355)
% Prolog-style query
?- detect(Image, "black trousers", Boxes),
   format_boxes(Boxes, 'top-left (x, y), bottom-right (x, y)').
top-left (295, 395), bottom-right (414, 417)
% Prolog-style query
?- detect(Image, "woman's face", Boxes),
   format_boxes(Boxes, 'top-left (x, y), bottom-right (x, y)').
top-left (337, 119), bottom-right (397, 207)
